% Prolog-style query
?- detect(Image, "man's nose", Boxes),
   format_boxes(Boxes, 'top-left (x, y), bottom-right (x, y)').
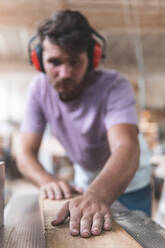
top-left (59, 64), bottom-right (72, 78)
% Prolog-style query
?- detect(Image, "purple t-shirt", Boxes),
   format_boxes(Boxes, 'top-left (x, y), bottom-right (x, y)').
top-left (22, 69), bottom-right (137, 171)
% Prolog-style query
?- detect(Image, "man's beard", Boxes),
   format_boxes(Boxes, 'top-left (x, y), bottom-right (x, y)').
top-left (52, 76), bottom-right (87, 102)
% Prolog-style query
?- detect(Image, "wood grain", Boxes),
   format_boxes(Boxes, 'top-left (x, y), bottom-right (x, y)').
top-left (4, 193), bottom-right (45, 248)
top-left (40, 197), bottom-right (142, 248)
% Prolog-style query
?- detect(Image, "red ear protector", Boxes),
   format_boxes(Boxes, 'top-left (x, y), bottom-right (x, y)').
top-left (28, 35), bottom-right (45, 72)
top-left (87, 28), bottom-right (106, 70)
top-left (28, 29), bottom-right (106, 72)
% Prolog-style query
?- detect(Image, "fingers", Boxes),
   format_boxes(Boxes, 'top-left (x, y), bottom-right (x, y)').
top-left (103, 213), bottom-right (112, 231)
top-left (40, 187), bottom-right (48, 199)
top-left (58, 181), bottom-right (72, 199)
top-left (51, 183), bottom-right (63, 200)
top-left (69, 213), bottom-right (81, 236)
top-left (70, 212), bottom-right (111, 238)
top-left (91, 213), bottom-right (104, 236)
top-left (80, 214), bottom-right (93, 238)
top-left (40, 180), bottom-right (77, 200)
top-left (40, 183), bottom-right (63, 200)
top-left (51, 195), bottom-right (112, 238)
top-left (69, 203), bottom-right (111, 237)
top-left (51, 202), bottom-right (69, 225)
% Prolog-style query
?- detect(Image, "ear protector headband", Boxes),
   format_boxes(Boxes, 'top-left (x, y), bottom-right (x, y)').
top-left (28, 29), bottom-right (106, 72)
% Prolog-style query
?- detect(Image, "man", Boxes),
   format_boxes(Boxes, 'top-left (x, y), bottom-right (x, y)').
top-left (17, 10), bottom-right (151, 238)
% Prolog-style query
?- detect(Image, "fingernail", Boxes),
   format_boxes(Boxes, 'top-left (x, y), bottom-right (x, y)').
top-left (71, 229), bottom-right (79, 235)
top-left (92, 228), bottom-right (100, 235)
top-left (56, 196), bottom-right (62, 200)
top-left (82, 229), bottom-right (90, 237)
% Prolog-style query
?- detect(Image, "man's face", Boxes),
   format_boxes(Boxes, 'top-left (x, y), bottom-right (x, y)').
top-left (42, 38), bottom-right (89, 101)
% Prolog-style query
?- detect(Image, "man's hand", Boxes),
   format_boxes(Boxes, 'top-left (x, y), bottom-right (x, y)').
top-left (51, 193), bottom-right (112, 238)
top-left (40, 179), bottom-right (83, 200)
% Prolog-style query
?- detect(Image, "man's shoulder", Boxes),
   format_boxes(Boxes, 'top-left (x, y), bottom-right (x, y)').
top-left (88, 69), bottom-right (129, 90)
top-left (90, 69), bottom-right (119, 80)
top-left (28, 72), bottom-right (50, 96)
top-left (31, 72), bottom-right (48, 86)
top-left (88, 69), bottom-right (135, 106)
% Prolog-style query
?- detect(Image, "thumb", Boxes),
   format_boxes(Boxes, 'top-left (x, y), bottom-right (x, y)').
top-left (51, 201), bottom-right (69, 226)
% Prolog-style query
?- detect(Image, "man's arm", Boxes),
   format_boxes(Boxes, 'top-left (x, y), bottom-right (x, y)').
top-left (86, 124), bottom-right (139, 204)
top-left (17, 132), bottom-right (83, 199)
top-left (52, 124), bottom-right (139, 237)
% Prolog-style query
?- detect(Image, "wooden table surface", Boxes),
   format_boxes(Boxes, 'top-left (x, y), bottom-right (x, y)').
top-left (40, 197), bottom-right (142, 248)
top-left (2, 192), bottom-right (45, 248)
top-left (1, 191), bottom-right (165, 248)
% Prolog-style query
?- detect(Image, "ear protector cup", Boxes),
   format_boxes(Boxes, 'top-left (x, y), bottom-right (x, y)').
top-left (31, 44), bottom-right (45, 72)
top-left (88, 28), bottom-right (106, 70)
top-left (28, 36), bottom-right (45, 72)
top-left (88, 39), bottom-right (102, 70)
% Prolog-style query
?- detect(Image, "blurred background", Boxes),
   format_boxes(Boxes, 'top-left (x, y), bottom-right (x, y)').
top-left (0, 0), bottom-right (165, 226)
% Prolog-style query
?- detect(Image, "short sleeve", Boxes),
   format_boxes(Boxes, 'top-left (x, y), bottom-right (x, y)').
top-left (21, 76), bottom-right (46, 133)
top-left (104, 73), bottom-right (138, 130)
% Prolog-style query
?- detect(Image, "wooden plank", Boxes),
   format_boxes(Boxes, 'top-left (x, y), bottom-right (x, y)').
top-left (4, 192), bottom-right (45, 248)
top-left (40, 197), bottom-right (142, 248)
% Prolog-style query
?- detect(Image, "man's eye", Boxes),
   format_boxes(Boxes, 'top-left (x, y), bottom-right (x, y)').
top-left (48, 59), bottom-right (60, 66)
top-left (52, 61), bottom-right (61, 66)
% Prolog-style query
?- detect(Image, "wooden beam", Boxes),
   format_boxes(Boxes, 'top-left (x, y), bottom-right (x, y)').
top-left (40, 197), bottom-right (142, 248)
top-left (0, 1), bottom-right (165, 31)
top-left (0, 0), bottom-right (69, 27)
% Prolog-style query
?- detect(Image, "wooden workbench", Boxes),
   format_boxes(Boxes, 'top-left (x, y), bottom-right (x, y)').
top-left (2, 192), bottom-right (45, 248)
top-left (1, 192), bottom-right (165, 248)
top-left (40, 197), bottom-right (142, 248)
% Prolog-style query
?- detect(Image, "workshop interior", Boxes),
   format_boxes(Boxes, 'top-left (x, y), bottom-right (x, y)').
top-left (1, 1), bottom-right (165, 247)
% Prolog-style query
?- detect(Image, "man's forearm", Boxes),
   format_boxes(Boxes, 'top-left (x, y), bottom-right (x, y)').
top-left (86, 141), bottom-right (139, 205)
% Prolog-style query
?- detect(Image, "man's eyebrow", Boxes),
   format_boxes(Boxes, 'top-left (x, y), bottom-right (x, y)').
top-left (47, 57), bottom-right (59, 62)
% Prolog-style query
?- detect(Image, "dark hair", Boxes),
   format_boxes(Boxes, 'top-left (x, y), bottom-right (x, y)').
top-left (37, 10), bottom-right (93, 54)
